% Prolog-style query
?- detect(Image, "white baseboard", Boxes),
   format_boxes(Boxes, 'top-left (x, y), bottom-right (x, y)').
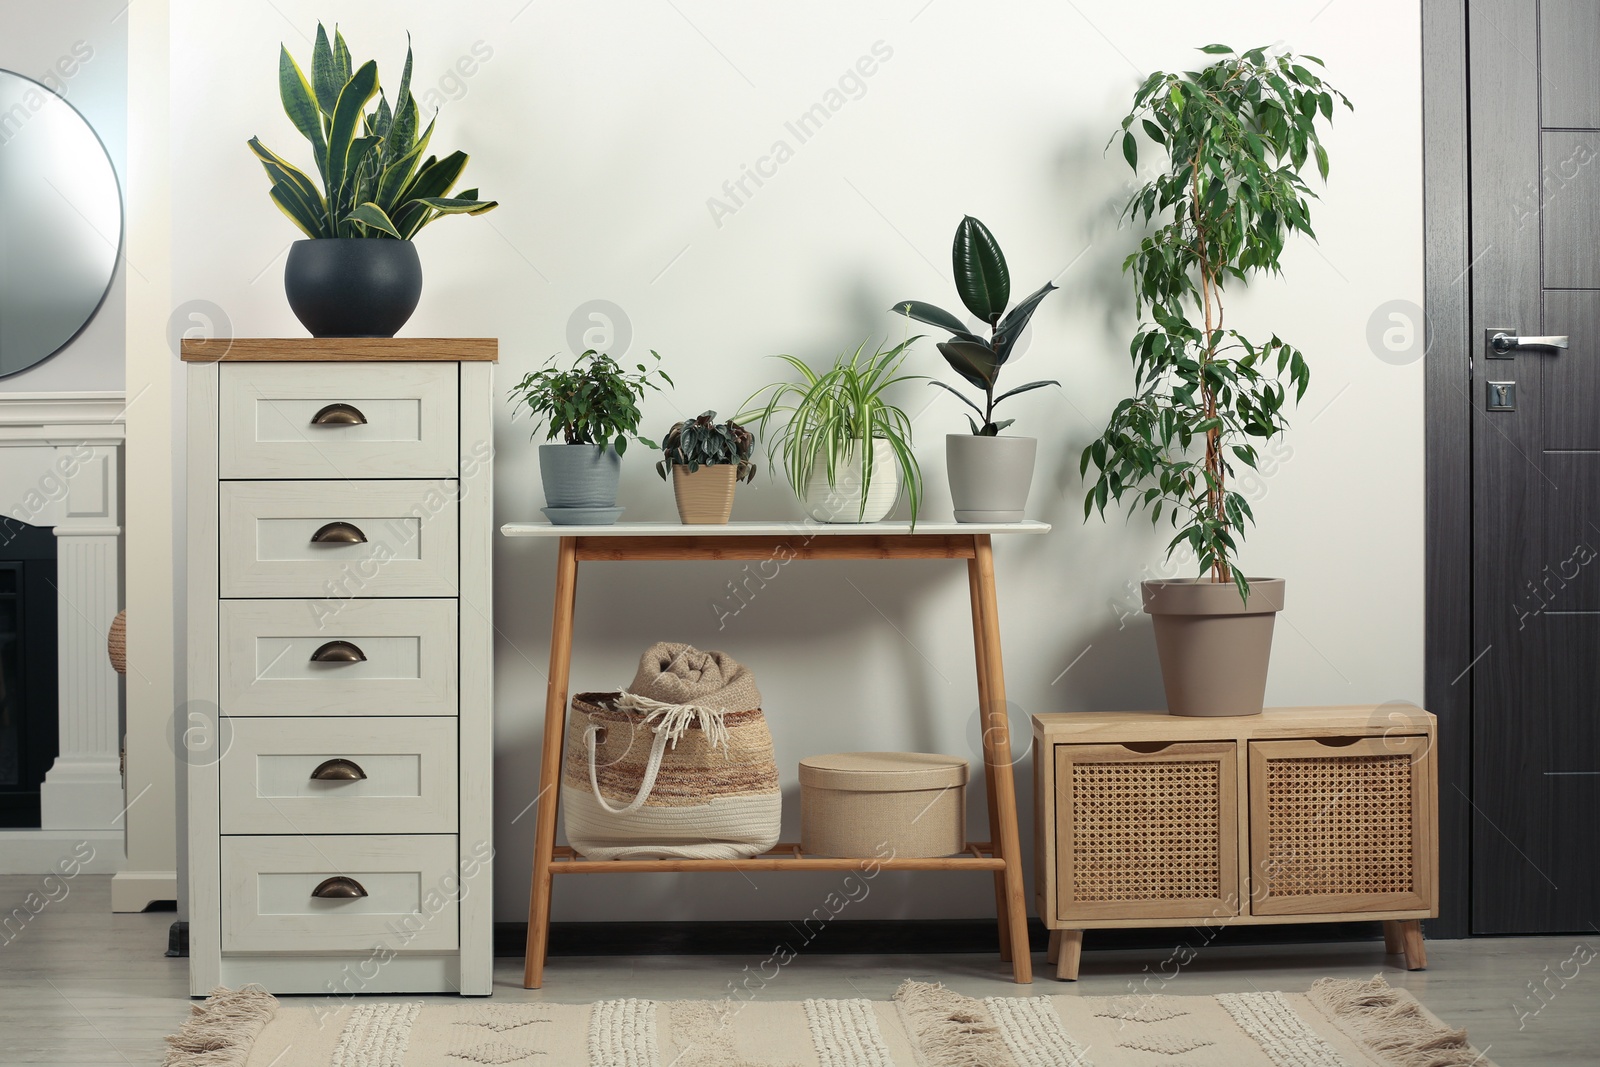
top-left (110, 868), bottom-right (178, 912)
top-left (0, 829), bottom-right (125, 875)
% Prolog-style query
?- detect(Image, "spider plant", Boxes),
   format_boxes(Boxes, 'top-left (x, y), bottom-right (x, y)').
top-left (247, 23), bottom-right (496, 240)
top-left (740, 337), bottom-right (925, 523)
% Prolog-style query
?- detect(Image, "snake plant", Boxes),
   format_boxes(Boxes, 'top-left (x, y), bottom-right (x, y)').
top-left (248, 23), bottom-right (496, 240)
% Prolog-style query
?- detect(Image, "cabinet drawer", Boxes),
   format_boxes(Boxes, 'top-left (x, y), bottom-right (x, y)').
top-left (1247, 736), bottom-right (1433, 915)
top-left (221, 835), bottom-right (459, 953)
top-left (219, 599), bottom-right (457, 716)
top-left (218, 362), bottom-right (459, 479)
top-left (220, 717), bottom-right (457, 835)
top-left (219, 480), bottom-right (458, 598)
top-left (1054, 741), bottom-right (1239, 922)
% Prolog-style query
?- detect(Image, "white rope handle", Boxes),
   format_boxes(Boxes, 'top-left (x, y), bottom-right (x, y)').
top-left (585, 721), bottom-right (670, 815)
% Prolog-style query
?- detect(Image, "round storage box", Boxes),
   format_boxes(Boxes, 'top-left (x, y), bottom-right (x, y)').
top-left (799, 752), bottom-right (967, 858)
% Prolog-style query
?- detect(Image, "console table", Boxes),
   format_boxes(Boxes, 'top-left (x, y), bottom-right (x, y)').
top-left (501, 520), bottom-right (1049, 987)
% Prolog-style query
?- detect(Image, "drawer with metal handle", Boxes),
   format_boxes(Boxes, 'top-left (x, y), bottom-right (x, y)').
top-left (218, 361), bottom-right (460, 478)
top-left (218, 480), bottom-right (459, 598)
top-left (219, 716), bottom-right (457, 835)
top-left (219, 599), bottom-right (457, 716)
top-left (220, 834), bottom-right (460, 953)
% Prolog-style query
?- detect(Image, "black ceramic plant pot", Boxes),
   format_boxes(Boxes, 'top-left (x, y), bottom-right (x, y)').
top-left (284, 238), bottom-right (423, 338)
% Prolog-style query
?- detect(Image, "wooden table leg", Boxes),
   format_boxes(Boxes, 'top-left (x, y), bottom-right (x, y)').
top-left (968, 556), bottom-right (1011, 964)
top-left (523, 537), bottom-right (579, 989)
top-left (1396, 919), bottom-right (1427, 970)
top-left (971, 534), bottom-right (1033, 983)
top-left (1055, 930), bottom-right (1083, 980)
top-left (1382, 919), bottom-right (1404, 955)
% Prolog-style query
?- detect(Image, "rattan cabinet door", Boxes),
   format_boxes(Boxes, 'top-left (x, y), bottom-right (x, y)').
top-left (1054, 742), bottom-right (1239, 921)
top-left (1247, 737), bottom-right (1433, 916)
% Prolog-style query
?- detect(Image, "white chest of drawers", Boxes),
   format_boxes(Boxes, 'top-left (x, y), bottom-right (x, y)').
top-left (182, 338), bottom-right (496, 996)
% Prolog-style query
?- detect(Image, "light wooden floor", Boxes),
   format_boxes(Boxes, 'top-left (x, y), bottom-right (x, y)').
top-left (2, 875), bottom-right (1594, 1066)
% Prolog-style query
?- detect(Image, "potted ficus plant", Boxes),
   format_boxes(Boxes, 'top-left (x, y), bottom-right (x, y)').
top-left (893, 216), bottom-right (1059, 522)
top-left (1082, 44), bottom-right (1350, 716)
top-left (655, 412), bottom-right (757, 524)
top-left (249, 24), bottom-right (497, 337)
top-left (509, 349), bottom-right (672, 525)
top-left (740, 338), bottom-right (923, 525)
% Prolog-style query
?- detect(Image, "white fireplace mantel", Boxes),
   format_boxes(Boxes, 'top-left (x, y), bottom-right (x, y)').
top-left (0, 391), bottom-right (126, 874)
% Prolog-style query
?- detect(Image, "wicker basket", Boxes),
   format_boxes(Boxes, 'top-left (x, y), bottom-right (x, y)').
top-left (799, 752), bottom-right (966, 858)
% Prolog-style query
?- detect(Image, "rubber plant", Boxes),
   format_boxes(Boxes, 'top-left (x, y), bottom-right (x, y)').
top-left (1081, 45), bottom-right (1351, 599)
top-left (248, 23), bottom-right (497, 239)
top-left (892, 216), bottom-right (1059, 435)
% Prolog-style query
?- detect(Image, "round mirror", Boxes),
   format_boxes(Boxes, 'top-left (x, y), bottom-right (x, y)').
top-left (0, 69), bottom-right (121, 379)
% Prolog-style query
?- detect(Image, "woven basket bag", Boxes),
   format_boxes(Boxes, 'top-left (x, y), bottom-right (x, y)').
top-left (562, 642), bottom-right (781, 860)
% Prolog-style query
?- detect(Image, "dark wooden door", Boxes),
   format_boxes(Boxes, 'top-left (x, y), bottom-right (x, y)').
top-left (1470, 0), bottom-right (1600, 932)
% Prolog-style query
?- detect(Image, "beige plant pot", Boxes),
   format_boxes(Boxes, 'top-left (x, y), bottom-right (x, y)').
top-left (1142, 577), bottom-right (1286, 717)
top-left (671, 464), bottom-right (737, 524)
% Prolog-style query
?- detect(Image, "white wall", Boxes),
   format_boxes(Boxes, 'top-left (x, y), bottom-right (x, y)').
top-left (0, 0), bottom-right (127, 392)
top-left (167, 0), bottom-right (1423, 922)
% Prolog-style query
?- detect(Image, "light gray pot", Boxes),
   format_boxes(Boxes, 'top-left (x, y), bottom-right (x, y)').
top-left (1142, 578), bottom-right (1286, 717)
top-left (946, 434), bottom-right (1037, 522)
top-left (539, 443), bottom-right (622, 509)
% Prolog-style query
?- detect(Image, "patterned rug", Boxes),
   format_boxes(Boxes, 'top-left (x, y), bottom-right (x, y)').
top-left (164, 974), bottom-right (1494, 1066)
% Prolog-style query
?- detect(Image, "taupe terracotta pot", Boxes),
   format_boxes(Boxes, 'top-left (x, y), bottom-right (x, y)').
top-left (672, 464), bottom-right (737, 524)
top-left (1142, 577), bottom-right (1286, 717)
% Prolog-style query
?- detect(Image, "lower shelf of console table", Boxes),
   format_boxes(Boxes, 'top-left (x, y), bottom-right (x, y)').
top-left (1033, 707), bottom-right (1439, 980)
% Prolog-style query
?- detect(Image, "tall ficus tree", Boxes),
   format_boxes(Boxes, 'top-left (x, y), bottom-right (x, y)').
top-left (1082, 45), bottom-right (1351, 600)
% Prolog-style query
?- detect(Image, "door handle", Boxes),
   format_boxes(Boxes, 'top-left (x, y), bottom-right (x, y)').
top-left (1488, 330), bottom-right (1569, 357)
top-left (310, 521), bottom-right (367, 544)
top-left (311, 876), bottom-right (368, 899)
top-left (309, 757), bottom-right (367, 781)
top-left (311, 402), bottom-right (367, 426)
top-left (309, 640), bottom-right (366, 663)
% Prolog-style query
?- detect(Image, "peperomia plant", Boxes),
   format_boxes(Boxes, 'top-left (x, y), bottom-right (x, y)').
top-left (1081, 45), bottom-right (1350, 599)
top-left (655, 412), bottom-right (757, 481)
top-left (508, 349), bottom-right (671, 455)
top-left (248, 23), bottom-right (496, 240)
top-left (892, 216), bottom-right (1059, 436)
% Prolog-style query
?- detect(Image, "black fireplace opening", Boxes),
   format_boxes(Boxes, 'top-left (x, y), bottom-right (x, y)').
top-left (0, 517), bottom-right (58, 828)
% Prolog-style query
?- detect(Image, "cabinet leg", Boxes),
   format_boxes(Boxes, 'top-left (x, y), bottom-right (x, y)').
top-left (524, 538), bottom-right (579, 989)
top-left (970, 537), bottom-right (1032, 983)
top-left (1396, 919), bottom-right (1427, 970)
top-left (1055, 930), bottom-right (1083, 981)
top-left (1382, 919), bottom-right (1404, 955)
top-left (1047, 929), bottom-right (1061, 965)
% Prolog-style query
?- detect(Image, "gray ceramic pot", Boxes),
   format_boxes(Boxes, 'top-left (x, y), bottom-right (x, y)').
top-left (539, 443), bottom-right (622, 509)
top-left (946, 434), bottom-right (1037, 522)
top-left (1142, 578), bottom-right (1286, 716)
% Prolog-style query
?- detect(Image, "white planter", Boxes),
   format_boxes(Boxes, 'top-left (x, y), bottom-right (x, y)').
top-left (801, 441), bottom-right (901, 523)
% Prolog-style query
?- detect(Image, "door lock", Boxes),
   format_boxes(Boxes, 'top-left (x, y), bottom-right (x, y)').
top-left (1486, 328), bottom-right (1569, 358)
top-left (1487, 381), bottom-right (1517, 411)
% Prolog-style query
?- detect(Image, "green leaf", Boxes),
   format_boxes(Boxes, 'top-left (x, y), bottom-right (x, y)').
top-left (1141, 118), bottom-right (1166, 145)
top-left (278, 46), bottom-right (328, 182)
top-left (952, 216), bottom-right (1010, 323)
top-left (993, 379), bottom-right (1060, 404)
top-left (927, 379), bottom-right (985, 416)
top-left (326, 59), bottom-right (381, 215)
top-left (310, 24), bottom-right (340, 115)
top-left (890, 300), bottom-right (973, 339)
top-left (1199, 43), bottom-right (1234, 54)
top-left (994, 281), bottom-right (1058, 363)
top-left (348, 201), bottom-right (402, 238)
top-left (1122, 130), bottom-right (1138, 169)
top-left (268, 181), bottom-right (324, 238)
top-left (936, 340), bottom-right (1002, 391)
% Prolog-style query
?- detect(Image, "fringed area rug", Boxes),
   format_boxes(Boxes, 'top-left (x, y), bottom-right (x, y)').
top-left (164, 974), bottom-right (1495, 1067)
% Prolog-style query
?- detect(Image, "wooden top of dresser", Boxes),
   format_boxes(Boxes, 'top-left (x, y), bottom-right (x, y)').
top-left (1033, 705), bottom-right (1436, 743)
top-left (180, 337), bottom-right (498, 361)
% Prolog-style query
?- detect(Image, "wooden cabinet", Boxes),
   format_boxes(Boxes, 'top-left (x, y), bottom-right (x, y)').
top-left (183, 339), bottom-right (496, 996)
top-left (1033, 708), bottom-right (1438, 980)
